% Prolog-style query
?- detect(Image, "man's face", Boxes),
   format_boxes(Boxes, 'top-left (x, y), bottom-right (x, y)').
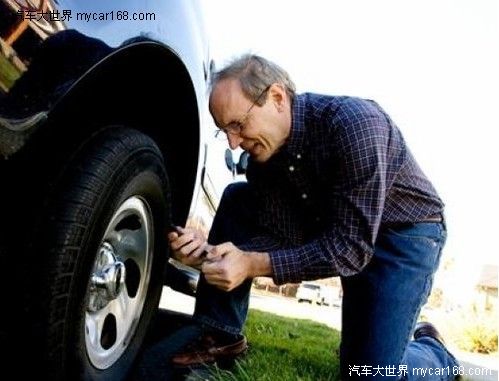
top-left (209, 79), bottom-right (291, 163)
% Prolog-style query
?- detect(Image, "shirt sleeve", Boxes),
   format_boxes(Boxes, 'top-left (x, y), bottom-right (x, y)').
top-left (238, 236), bottom-right (283, 253)
top-left (269, 98), bottom-right (394, 285)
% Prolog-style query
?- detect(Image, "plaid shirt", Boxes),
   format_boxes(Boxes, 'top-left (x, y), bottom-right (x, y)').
top-left (239, 93), bottom-right (444, 285)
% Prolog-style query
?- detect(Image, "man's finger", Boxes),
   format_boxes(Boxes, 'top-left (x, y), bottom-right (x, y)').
top-left (170, 233), bottom-right (196, 250)
top-left (179, 238), bottom-right (204, 256)
top-left (209, 242), bottom-right (236, 257)
top-left (167, 232), bottom-right (179, 241)
top-left (191, 243), bottom-right (210, 258)
top-left (205, 251), bottom-right (223, 262)
top-left (189, 246), bottom-right (205, 259)
top-left (204, 272), bottom-right (225, 285)
top-left (201, 260), bottom-right (223, 275)
top-left (204, 274), bottom-right (231, 291)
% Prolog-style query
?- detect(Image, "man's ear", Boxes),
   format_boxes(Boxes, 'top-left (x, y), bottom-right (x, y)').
top-left (269, 83), bottom-right (287, 111)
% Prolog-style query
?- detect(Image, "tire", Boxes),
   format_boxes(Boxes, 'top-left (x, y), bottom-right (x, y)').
top-left (32, 127), bottom-right (170, 380)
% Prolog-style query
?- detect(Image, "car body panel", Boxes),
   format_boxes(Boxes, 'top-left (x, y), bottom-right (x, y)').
top-left (0, 0), bottom-right (225, 226)
top-left (0, 0), bottom-right (230, 315)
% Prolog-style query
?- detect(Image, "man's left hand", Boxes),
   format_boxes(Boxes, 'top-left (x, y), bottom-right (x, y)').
top-left (201, 242), bottom-right (251, 292)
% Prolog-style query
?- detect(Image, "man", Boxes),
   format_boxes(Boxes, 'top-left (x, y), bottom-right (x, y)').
top-left (168, 54), bottom-right (459, 379)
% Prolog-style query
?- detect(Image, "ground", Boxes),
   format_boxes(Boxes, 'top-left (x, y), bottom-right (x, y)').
top-left (130, 287), bottom-right (498, 381)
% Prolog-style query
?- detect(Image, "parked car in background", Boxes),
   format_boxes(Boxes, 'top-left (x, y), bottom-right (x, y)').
top-left (297, 282), bottom-right (322, 304)
top-left (0, 1), bottom-right (232, 379)
top-left (296, 282), bottom-right (340, 306)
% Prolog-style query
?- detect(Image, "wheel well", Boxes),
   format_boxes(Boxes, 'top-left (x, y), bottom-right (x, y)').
top-left (19, 42), bottom-right (201, 225)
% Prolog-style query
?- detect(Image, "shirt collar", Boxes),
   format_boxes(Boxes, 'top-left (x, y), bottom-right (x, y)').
top-left (285, 93), bottom-right (307, 156)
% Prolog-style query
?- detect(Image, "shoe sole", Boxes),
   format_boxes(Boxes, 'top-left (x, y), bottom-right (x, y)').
top-left (172, 346), bottom-right (248, 370)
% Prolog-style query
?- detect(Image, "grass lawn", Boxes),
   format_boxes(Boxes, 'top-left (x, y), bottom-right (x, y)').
top-left (206, 309), bottom-right (341, 381)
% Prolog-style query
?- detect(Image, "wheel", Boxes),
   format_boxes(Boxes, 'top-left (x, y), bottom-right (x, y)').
top-left (31, 127), bottom-right (170, 380)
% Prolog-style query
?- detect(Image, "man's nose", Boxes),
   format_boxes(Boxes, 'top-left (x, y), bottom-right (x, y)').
top-left (228, 134), bottom-right (243, 150)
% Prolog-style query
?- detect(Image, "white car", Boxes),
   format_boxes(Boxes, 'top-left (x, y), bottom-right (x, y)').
top-left (297, 282), bottom-right (340, 306)
top-left (296, 282), bottom-right (322, 304)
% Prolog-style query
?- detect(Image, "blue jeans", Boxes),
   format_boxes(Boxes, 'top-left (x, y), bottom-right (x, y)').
top-left (194, 182), bottom-right (459, 380)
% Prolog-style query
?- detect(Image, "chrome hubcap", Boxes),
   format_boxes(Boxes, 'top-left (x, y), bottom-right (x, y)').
top-left (88, 243), bottom-right (126, 312)
top-left (85, 196), bottom-right (153, 370)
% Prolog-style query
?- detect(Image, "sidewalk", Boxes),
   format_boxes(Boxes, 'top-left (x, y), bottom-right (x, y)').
top-left (452, 350), bottom-right (498, 381)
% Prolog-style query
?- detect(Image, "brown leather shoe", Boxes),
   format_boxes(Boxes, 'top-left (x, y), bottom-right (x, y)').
top-left (172, 333), bottom-right (248, 367)
top-left (414, 321), bottom-right (445, 346)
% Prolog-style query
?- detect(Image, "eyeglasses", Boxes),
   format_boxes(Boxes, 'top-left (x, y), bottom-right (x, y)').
top-left (215, 85), bottom-right (271, 139)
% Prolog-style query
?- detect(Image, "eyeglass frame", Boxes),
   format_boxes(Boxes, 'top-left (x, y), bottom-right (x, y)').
top-left (214, 84), bottom-right (272, 139)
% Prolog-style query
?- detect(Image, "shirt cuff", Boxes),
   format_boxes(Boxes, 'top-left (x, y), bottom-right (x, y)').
top-left (268, 245), bottom-right (313, 285)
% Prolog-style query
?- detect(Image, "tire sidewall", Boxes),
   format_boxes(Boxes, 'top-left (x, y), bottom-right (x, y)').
top-left (70, 155), bottom-right (167, 380)
top-left (31, 127), bottom-right (171, 381)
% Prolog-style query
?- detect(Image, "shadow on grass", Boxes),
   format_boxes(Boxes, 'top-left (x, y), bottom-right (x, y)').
top-left (129, 308), bottom-right (341, 381)
top-left (128, 308), bottom-right (199, 381)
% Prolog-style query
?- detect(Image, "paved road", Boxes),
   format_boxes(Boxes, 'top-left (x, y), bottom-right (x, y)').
top-left (131, 287), bottom-right (497, 381)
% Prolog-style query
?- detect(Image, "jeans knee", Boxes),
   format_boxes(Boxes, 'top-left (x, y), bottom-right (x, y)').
top-left (222, 182), bottom-right (250, 197)
top-left (220, 182), bottom-right (251, 208)
top-left (210, 182), bottom-right (257, 245)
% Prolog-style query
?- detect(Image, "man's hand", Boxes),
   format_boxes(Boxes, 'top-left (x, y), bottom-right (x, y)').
top-left (167, 226), bottom-right (209, 269)
top-left (201, 242), bottom-right (252, 292)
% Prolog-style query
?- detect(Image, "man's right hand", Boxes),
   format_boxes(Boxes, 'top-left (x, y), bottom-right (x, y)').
top-left (167, 226), bottom-right (209, 268)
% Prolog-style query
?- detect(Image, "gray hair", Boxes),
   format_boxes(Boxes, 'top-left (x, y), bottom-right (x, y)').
top-left (211, 54), bottom-right (296, 105)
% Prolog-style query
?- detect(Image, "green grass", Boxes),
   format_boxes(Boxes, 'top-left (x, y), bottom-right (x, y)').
top-left (205, 310), bottom-right (341, 381)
